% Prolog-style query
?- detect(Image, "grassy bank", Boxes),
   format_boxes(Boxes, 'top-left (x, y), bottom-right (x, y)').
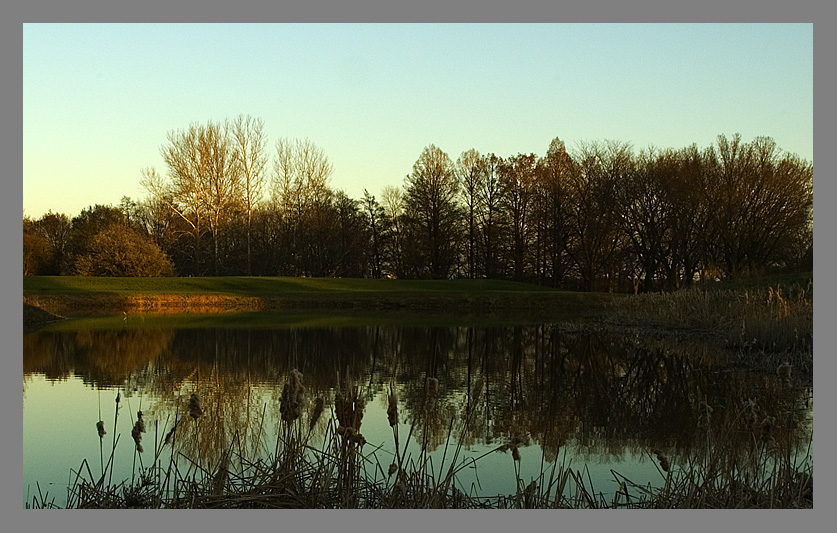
top-left (23, 276), bottom-right (616, 320)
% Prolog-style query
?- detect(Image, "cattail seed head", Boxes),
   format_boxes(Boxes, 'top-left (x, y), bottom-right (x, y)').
top-left (136, 411), bottom-right (145, 433)
top-left (96, 420), bottom-right (106, 439)
top-left (653, 450), bottom-right (670, 472)
top-left (280, 369), bottom-right (307, 424)
top-left (512, 446), bottom-right (521, 462)
top-left (353, 394), bottom-right (365, 430)
top-left (309, 397), bottom-right (324, 431)
top-left (164, 425), bottom-right (176, 446)
top-left (761, 416), bottom-right (776, 442)
top-left (188, 393), bottom-right (202, 420)
top-left (131, 417), bottom-right (144, 452)
top-left (388, 462), bottom-right (398, 477)
top-left (387, 391), bottom-right (399, 427)
top-left (778, 362), bottom-right (792, 381)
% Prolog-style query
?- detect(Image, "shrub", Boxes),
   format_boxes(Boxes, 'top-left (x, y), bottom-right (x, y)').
top-left (73, 224), bottom-right (175, 277)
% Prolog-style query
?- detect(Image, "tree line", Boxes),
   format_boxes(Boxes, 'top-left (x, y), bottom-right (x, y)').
top-left (23, 115), bottom-right (813, 292)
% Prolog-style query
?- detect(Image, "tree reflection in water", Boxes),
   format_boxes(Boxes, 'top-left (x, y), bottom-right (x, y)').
top-left (24, 321), bottom-right (812, 497)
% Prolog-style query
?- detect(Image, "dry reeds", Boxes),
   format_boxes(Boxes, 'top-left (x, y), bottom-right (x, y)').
top-left (607, 280), bottom-right (813, 379)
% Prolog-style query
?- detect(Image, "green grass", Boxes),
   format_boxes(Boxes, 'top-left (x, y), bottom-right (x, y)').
top-left (23, 276), bottom-right (617, 322)
top-left (23, 275), bottom-right (558, 297)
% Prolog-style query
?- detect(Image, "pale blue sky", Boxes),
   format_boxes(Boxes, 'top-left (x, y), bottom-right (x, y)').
top-left (22, 23), bottom-right (813, 219)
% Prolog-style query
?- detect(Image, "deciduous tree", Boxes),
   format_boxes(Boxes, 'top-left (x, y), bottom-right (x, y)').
top-left (402, 144), bottom-right (462, 279)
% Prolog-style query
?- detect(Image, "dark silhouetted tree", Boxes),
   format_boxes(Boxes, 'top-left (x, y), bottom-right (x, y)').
top-left (402, 144), bottom-right (462, 279)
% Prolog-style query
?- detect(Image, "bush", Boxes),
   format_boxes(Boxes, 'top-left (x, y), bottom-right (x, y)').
top-left (73, 224), bottom-right (174, 277)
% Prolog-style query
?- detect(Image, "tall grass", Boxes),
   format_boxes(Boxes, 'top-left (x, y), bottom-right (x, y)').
top-left (604, 279), bottom-right (813, 378)
top-left (28, 366), bottom-right (812, 509)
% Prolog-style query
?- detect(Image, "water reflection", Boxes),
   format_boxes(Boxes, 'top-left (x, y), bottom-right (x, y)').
top-left (23, 319), bottom-right (812, 503)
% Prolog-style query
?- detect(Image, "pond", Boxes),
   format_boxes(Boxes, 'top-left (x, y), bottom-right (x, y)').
top-left (22, 313), bottom-right (813, 508)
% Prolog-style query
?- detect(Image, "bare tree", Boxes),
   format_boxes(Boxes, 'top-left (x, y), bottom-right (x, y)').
top-left (362, 189), bottom-right (386, 278)
top-left (614, 146), bottom-right (675, 292)
top-left (381, 185), bottom-right (405, 278)
top-left (200, 121), bottom-right (240, 275)
top-left (565, 140), bottom-right (630, 291)
top-left (499, 153), bottom-right (538, 282)
top-left (270, 137), bottom-right (334, 276)
top-left (478, 154), bottom-right (505, 279)
top-left (704, 134), bottom-right (813, 277)
top-left (142, 124), bottom-right (207, 274)
top-left (456, 149), bottom-right (485, 279)
top-left (403, 144), bottom-right (461, 279)
top-left (232, 115), bottom-right (268, 275)
top-left (534, 138), bottom-right (574, 287)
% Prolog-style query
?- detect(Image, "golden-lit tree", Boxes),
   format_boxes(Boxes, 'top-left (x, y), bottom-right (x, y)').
top-left (231, 115), bottom-right (268, 276)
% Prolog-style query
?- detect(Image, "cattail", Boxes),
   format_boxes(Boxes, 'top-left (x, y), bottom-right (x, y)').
top-left (511, 432), bottom-right (530, 448)
top-left (387, 391), bottom-right (399, 427)
top-left (653, 449), bottom-right (670, 472)
top-left (131, 413), bottom-right (145, 453)
top-left (760, 416), bottom-right (776, 443)
top-left (350, 431), bottom-right (366, 447)
top-left (743, 399), bottom-right (759, 429)
top-left (280, 369), bottom-right (308, 423)
top-left (309, 397), bottom-right (324, 431)
top-left (353, 394), bottom-right (365, 429)
top-left (188, 393), bottom-right (202, 420)
top-left (164, 424), bottom-right (176, 446)
top-left (388, 462), bottom-right (398, 477)
top-left (96, 420), bottom-right (106, 439)
top-left (426, 377), bottom-right (438, 400)
top-left (778, 362), bottom-right (792, 382)
top-left (335, 391), bottom-right (351, 431)
top-left (504, 432), bottom-right (530, 462)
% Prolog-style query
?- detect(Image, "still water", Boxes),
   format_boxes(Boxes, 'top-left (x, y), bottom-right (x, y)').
top-left (23, 314), bottom-right (812, 508)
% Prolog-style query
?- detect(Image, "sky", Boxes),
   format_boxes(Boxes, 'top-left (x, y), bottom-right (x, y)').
top-left (22, 23), bottom-right (813, 220)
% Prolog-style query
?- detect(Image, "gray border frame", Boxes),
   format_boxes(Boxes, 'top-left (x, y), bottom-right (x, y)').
top-left (6, 3), bottom-right (826, 533)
